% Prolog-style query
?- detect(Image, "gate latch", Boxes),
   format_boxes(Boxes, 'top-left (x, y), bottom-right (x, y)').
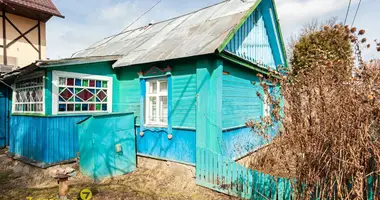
top-left (115, 144), bottom-right (122, 153)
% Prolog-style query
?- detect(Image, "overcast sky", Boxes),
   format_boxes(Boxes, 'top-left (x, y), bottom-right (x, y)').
top-left (48, 0), bottom-right (379, 61)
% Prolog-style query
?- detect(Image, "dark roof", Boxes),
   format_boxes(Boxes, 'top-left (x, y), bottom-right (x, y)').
top-left (2, 0), bottom-right (64, 18)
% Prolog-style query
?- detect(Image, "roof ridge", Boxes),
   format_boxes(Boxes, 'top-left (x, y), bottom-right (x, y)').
top-left (107, 0), bottom-right (231, 38)
top-left (73, 0), bottom-right (234, 56)
top-left (23, 0), bottom-right (55, 9)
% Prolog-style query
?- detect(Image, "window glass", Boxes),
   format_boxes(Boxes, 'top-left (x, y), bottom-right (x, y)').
top-left (159, 81), bottom-right (167, 93)
top-left (146, 79), bottom-right (168, 125)
top-left (57, 77), bottom-right (109, 113)
top-left (14, 76), bottom-right (44, 113)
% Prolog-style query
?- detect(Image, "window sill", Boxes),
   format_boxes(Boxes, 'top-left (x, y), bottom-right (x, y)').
top-left (144, 124), bottom-right (168, 128)
top-left (12, 113), bottom-right (46, 117)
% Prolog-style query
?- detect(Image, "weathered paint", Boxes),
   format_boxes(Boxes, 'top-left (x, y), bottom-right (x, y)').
top-left (116, 60), bottom-right (198, 164)
top-left (136, 126), bottom-right (196, 164)
top-left (9, 115), bottom-right (88, 167)
top-left (118, 66), bottom-right (142, 123)
top-left (78, 113), bottom-right (136, 181)
top-left (0, 84), bottom-right (10, 147)
top-left (222, 62), bottom-right (263, 129)
top-left (222, 127), bottom-right (265, 159)
top-left (196, 58), bottom-right (223, 153)
top-left (261, 0), bottom-right (286, 66)
top-left (225, 2), bottom-right (278, 69)
top-left (221, 60), bottom-right (272, 159)
top-left (171, 64), bottom-right (197, 128)
top-left (196, 147), bottom-right (294, 199)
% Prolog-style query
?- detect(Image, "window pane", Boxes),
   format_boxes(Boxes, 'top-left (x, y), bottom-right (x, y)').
top-left (59, 78), bottom-right (66, 85)
top-left (149, 82), bottom-right (157, 94)
top-left (159, 96), bottom-right (168, 123)
top-left (14, 76), bottom-right (44, 113)
top-left (159, 81), bottom-right (167, 93)
top-left (57, 76), bottom-right (108, 113)
top-left (148, 97), bottom-right (157, 122)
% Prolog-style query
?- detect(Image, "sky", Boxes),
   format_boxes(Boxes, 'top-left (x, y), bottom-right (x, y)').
top-left (47, 0), bottom-right (380, 61)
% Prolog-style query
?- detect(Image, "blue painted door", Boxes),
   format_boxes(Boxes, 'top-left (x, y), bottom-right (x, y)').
top-left (78, 113), bottom-right (136, 181)
top-left (0, 84), bottom-right (10, 148)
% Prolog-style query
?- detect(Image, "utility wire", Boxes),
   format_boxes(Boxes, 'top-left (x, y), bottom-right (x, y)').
top-left (351, 0), bottom-right (362, 27)
top-left (121, 0), bottom-right (162, 32)
top-left (71, 0), bottom-right (163, 57)
top-left (344, 0), bottom-right (352, 25)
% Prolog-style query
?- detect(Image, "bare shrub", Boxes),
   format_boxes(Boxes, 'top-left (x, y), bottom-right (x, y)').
top-left (246, 24), bottom-right (380, 199)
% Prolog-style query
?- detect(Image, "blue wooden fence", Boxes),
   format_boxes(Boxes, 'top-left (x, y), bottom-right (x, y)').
top-left (9, 115), bottom-right (88, 168)
top-left (197, 148), bottom-right (380, 199)
top-left (196, 148), bottom-right (293, 199)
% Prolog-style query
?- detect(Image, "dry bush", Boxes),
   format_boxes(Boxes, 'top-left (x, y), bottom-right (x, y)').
top-left (246, 24), bottom-right (380, 199)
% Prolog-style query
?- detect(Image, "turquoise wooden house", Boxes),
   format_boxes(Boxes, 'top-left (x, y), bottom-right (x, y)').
top-left (2, 0), bottom-right (286, 169)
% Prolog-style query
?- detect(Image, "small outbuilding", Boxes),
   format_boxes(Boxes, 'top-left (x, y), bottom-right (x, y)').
top-left (2, 0), bottom-right (286, 170)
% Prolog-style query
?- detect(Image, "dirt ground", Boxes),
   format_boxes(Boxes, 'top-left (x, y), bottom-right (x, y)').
top-left (0, 149), bottom-right (236, 200)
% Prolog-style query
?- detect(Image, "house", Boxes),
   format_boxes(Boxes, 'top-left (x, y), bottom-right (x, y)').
top-left (0, 0), bottom-right (63, 148)
top-left (2, 0), bottom-right (286, 169)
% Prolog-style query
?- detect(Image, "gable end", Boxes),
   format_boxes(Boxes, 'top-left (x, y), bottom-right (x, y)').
top-left (220, 0), bottom-right (286, 70)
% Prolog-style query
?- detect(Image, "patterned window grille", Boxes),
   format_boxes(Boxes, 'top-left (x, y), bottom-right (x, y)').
top-left (57, 77), bottom-right (109, 113)
top-left (13, 76), bottom-right (44, 114)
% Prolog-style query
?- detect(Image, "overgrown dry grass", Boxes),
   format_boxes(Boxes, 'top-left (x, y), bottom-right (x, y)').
top-left (246, 24), bottom-right (380, 199)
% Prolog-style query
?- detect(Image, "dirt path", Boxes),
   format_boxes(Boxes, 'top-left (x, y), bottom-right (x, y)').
top-left (0, 149), bottom-right (236, 200)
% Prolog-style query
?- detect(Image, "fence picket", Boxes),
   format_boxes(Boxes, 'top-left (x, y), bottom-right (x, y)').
top-left (195, 148), bottom-right (379, 199)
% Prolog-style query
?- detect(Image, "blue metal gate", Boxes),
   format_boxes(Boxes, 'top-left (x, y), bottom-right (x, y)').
top-left (0, 84), bottom-right (10, 148)
top-left (78, 113), bottom-right (136, 181)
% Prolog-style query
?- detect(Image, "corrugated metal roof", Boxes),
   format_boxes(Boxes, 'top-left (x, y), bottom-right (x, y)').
top-left (73, 0), bottom-right (260, 68)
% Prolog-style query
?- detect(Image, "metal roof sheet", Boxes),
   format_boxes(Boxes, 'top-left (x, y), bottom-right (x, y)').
top-left (72, 0), bottom-right (259, 68)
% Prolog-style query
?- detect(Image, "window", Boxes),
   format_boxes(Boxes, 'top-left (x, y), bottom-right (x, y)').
top-left (146, 79), bottom-right (168, 126)
top-left (263, 94), bottom-right (271, 117)
top-left (263, 86), bottom-right (273, 118)
top-left (52, 71), bottom-right (112, 115)
top-left (13, 76), bottom-right (44, 114)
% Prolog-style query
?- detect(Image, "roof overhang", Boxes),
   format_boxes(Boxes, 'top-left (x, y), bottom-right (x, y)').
top-left (1, 55), bottom-right (122, 82)
top-left (217, 50), bottom-right (281, 79)
top-left (38, 55), bottom-right (122, 68)
top-left (1, 62), bottom-right (39, 83)
top-left (0, 1), bottom-right (64, 22)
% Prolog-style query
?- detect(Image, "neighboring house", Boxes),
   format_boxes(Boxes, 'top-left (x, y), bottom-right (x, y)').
top-left (0, 0), bottom-right (63, 148)
top-left (0, 0), bottom-right (64, 70)
top-left (2, 0), bottom-right (286, 170)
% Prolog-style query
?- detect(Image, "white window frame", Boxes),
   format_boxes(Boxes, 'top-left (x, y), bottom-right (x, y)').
top-left (263, 87), bottom-right (273, 118)
top-left (145, 78), bottom-right (168, 127)
top-left (12, 72), bottom-right (45, 114)
top-left (52, 71), bottom-right (113, 115)
top-left (263, 93), bottom-right (271, 118)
